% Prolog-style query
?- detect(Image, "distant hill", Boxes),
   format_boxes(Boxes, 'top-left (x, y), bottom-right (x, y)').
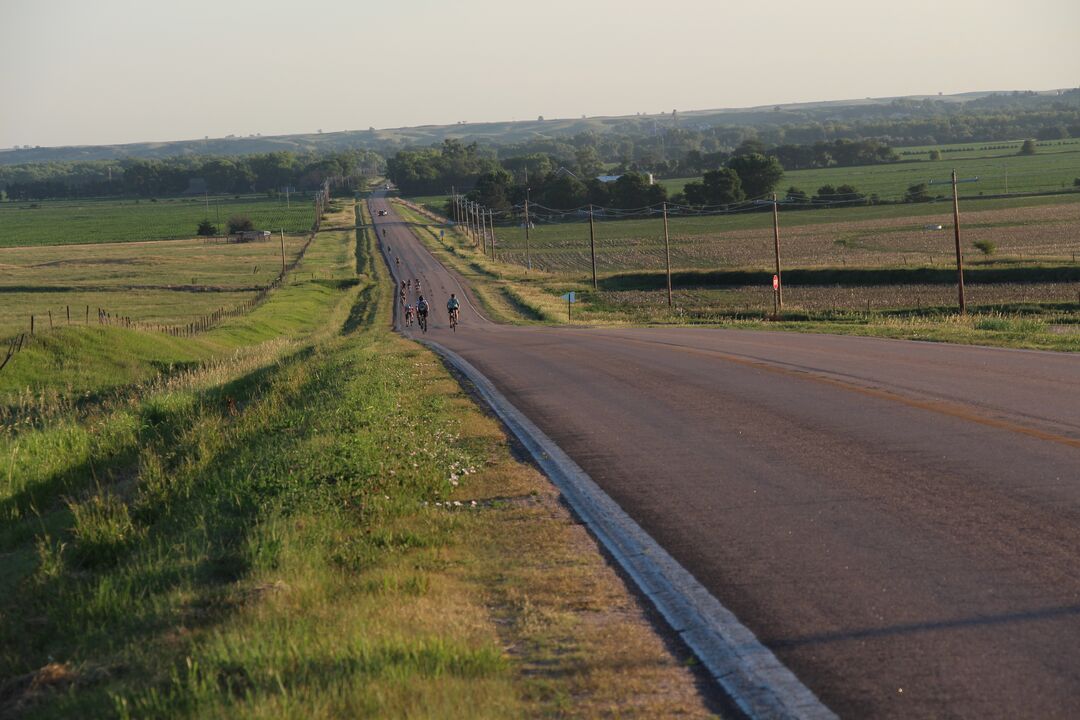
top-left (2, 88), bottom-right (1076, 166)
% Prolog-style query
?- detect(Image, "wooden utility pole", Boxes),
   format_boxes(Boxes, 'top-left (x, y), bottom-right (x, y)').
top-left (951, 169), bottom-right (966, 314)
top-left (524, 196), bottom-right (531, 272)
top-left (489, 209), bottom-right (496, 261)
top-left (772, 193), bottom-right (783, 309)
top-left (280, 229), bottom-right (286, 275)
top-left (662, 202), bottom-right (673, 307)
top-left (472, 202), bottom-right (480, 247)
top-left (589, 204), bottom-right (597, 290)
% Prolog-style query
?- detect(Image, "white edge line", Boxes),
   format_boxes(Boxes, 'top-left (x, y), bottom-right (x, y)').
top-left (420, 338), bottom-right (838, 720)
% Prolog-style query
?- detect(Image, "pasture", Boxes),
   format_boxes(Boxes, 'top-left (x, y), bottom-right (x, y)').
top-left (0, 194), bottom-right (317, 248)
top-left (660, 140), bottom-right (1080, 199)
top-left (0, 235), bottom-right (309, 336)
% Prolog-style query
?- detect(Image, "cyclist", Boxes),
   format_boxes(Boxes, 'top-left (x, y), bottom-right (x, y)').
top-left (415, 295), bottom-right (429, 332)
top-left (446, 293), bottom-right (460, 329)
top-left (404, 303), bottom-right (415, 327)
top-left (415, 278), bottom-right (421, 293)
top-left (381, 228), bottom-right (386, 238)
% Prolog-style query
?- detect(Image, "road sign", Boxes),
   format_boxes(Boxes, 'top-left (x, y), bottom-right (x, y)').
top-left (561, 291), bottom-right (576, 303)
top-left (772, 275), bottom-right (779, 290)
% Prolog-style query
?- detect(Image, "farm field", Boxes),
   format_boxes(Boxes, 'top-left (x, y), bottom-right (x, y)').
top-left (0, 194), bottom-right (317, 248)
top-left (492, 195), bottom-right (1080, 274)
top-left (0, 235), bottom-right (309, 337)
top-left (394, 199), bottom-right (1080, 351)
top-left (659, 141), bottom-right (1080, 199)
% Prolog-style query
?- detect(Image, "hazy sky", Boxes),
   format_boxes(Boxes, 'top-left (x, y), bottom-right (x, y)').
top-left (2, 0), bottom-right (1078, 148)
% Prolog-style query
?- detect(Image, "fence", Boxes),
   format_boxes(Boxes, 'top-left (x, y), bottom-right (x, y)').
top-left (0, 182), bottom-right (330, 373)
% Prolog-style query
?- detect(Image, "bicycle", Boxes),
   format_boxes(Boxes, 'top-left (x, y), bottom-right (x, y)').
top-left (418, 311), bottom-right (428, 333)
top-left (448, 308), bottom-right (459, 332)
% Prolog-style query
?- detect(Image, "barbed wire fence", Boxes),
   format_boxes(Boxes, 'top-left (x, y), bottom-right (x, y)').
top-left (1, 180), bottom-right (333, 374)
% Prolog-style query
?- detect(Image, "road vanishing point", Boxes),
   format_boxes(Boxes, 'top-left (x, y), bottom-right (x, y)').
top-left (370, 193), bottom-right (1080, 719)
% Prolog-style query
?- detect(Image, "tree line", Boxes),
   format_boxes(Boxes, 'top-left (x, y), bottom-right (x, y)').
top-left (0, 150), bottom-right (380, 201)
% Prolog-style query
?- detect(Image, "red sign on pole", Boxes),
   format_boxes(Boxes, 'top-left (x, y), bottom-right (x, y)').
top-left (772, 274), bottom-right (779, 290)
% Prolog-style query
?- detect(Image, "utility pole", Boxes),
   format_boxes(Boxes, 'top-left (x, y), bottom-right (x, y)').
top-left (489, 209), bottom-right (496, 261)
top-left (662, 202), bottom-right (672, 307)
top-left (772, 193), bottom-right (783, 309)
top-left (951, 170), bottom-right (966, 314)
top-left (472, 201), bottom-right (479, 247)
top-left (280, 229), bottom-right (286, 275)
top-left (524, 193), bottom-right (531, 273)
top-left (589, 204), bottom-right (597, 290)
top-left (929, 171), bottom-right (979, 314)
top-left (482, 206), bottom-right (489, 254)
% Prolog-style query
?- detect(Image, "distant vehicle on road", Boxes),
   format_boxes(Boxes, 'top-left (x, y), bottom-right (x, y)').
top-left (377, 209), bottom-right (387, 216)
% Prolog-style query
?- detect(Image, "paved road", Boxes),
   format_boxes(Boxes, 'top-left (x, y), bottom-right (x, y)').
top-left (371, 195), bottom-right (1080, 718)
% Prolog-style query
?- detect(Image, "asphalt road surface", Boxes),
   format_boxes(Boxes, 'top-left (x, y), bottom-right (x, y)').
top-left (371, 195), bottom-right (1080, 718)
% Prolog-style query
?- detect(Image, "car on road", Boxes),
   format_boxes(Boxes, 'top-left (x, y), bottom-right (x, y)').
top-left (377, 209), bottom-right (387, 216)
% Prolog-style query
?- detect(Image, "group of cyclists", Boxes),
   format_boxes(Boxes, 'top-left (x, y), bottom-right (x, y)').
top-left (400, 278), bottom-right (459, 333)
top-left (380, 210), bottom-right (460, 332)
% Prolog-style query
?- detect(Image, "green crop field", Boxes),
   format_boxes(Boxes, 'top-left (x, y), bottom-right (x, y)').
top-left (660, 141), bottom-right (1080, 200)
top-left (0, 194), bottom-right (317, 248)
top-left (0, 235), bottom-right (313, 337)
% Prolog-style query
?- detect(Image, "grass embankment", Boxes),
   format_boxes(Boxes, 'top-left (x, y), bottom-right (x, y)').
top-left (392, 200), bottom-right (1080, 351)
top-left (1, 200), bottom-right (717, 718)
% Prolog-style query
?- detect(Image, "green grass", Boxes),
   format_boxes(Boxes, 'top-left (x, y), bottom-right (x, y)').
top-left (0, 195), bottom-right (317, 248)
top-left (1, 198), bottom-right (717, 718)
top-left (0, 235), bottom-right (317, 337)
top-left (659, 140), bottom-right (1080, 200)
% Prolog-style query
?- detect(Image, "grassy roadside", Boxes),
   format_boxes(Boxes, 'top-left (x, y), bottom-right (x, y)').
top-left (2, 199), bottom-right (720, 718)
top-left (391, 200), bottom-right (1079, 352)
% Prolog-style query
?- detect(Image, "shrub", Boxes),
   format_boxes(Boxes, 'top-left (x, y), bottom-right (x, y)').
top-left (904, 183), bottom-right (931, 203)
top-left (973, 240), bottom-right (996, 256)
top-left (1018, 139), bottom-right (1037, 156)
top-left (929, 149), bottom-right (941, 160)
top-left (197, 219), bottom-right (218, 236)
top-left (227, 214), bottom-right (254, 234)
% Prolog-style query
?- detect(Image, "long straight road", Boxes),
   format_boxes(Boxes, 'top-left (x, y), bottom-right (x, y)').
top-left (371, 195), bottom-right (1080, 718)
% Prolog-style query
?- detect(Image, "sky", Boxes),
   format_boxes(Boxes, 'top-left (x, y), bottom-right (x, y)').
top-left (1, 0), bottom-right (1078, 148)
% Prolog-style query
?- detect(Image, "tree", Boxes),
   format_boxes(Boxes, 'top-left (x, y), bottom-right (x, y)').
top-left (834, 184), bottom-right (865, 204)
top-left (785, 187), bottom-right (808, 203)
top-left (1018, 139), bottom-right (1037, 156)
top-left (683, 168), bottom-right (744, 205)
top-left (609, 172), bottom-right (666, 208)
top-left (541, 173), bottom-right (587, 209)
top-left (197, 219), bottom-right (218, 236)
top-left (904, 183), bottom-right (932, 203)
top-left (727, 153), bottom-right (783, 199)
top-left (928, 149), bottom-right (942, 160)
top-left (227, 214), bottom-right (254, 234)
top-left (468, 169), bottom-right (513, 209)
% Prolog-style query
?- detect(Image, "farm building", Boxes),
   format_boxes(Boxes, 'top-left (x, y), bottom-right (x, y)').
top-left (596, 172), bottom-right (655, 184)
